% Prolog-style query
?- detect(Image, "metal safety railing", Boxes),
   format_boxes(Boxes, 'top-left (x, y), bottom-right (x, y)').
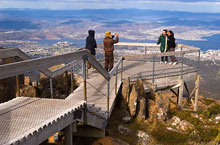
top-left (0, 42), bottom-right (200, 117)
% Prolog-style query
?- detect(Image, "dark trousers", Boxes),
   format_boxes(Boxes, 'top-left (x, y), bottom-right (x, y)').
top-left (161, 49), bottom-right (168, 62)
top-left (105, 52), bottom-right (114, 72)
top-left (161, 56), bottom-right (168, 62)
top-left (169, 47), bottom-right (177, 62)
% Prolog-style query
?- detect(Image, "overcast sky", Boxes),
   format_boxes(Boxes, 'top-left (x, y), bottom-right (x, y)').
top-left (0, 0), bottom-right (220, 13)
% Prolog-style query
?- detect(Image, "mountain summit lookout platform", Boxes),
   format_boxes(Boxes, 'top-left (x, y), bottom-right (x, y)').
top-left (0, 42), bottom-right (200, 145)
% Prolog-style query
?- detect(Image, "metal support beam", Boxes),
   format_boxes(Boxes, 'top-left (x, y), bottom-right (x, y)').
top-left (16, 75), bottom-right (20, 97)
top-left (64, 124), bottom-right (73, 145)
top-left (82, 58), bottom-right (87, 124)
top-left (194, 75), bottom-right (200, 111)
top-left (121, 59), bottom-right (123, 82)
top-left (86, 61), bottom-right (89, 79)
top-left (178, 79), bottom-right (184, 110)
top-left (170, 89), bottom-right (178, 97)
top-left (181, 54), bottom-right (184, 79)
top-left (197, 50), bottom-right (200, 73)
top-left (107, 80), bottom-right (110, 117)
top-left (184, 82), bottom-right (190, 97)
top-left (115, 67), bottom-right (118, 95)
top-left (50, 78), bottom-right (54, 99)
top-left (82, 59), bottom-right (87, 102)
top-left (152, 56), bottom-right (155, 83)
top-left (144, 46), bottom-right (147, 62)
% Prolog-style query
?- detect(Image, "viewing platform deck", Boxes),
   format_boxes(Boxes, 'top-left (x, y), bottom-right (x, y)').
top-left (0, 42), bottom-right (200, 145)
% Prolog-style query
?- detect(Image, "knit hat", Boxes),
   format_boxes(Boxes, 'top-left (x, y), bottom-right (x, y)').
top-left (105, 31), bottom-right (112, 38)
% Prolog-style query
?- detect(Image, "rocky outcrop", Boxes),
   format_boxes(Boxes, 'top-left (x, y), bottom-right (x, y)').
top-left (128, 83), bottom-right (138, 117)
top-left (171, 116), bottom-right (194, 133)
top-left (136, 130), bottom-right (151, 145)
top-left (148, 91), bottom-right (170, 122)
top-left (118, 125), bottom-right (135, 136)
top-left (120, 78), bottom-right (147, 120)
top-left (120, 78), bottom-right (130, 111)
top-left (20, 85), bottom-right (39, 97)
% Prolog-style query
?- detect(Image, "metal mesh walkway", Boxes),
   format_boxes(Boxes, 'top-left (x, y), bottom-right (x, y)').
top-left (0, 97), bottom-right (85, 145)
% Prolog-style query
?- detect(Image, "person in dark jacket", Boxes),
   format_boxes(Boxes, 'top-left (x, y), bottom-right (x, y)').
top-left (85, 30), bottom-right (97, 68)
top-left (103, 31), bottom-right (119, 72)
top-left (157, 29), bottom-right (168, 64)
top-left (167, 30), bottom-right (178, 65)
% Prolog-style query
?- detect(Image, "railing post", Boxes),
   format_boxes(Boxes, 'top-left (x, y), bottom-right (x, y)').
top-left (152, 56), bottom-right (155, 84)
top-left (178, 79), bottom-right (184, 110)
top-left (115, 67), bottom-right (118, 95)
top-left (197, 50), bottom-right (200, 73)
top-left (144, 46), bottom-right (147, 62)
top-left (82, 58), bottom-right (87, 102)
top-left (70, 68), bottom-right (74, 93)
top-left (181, 53), bottom-right (184, 79)
top-left (50, 78), bottom-right (54, 99)
top-left (16, 75), bottom-right (20, 97)
top-left (121, 59), bottom-right (123, 82)
top-left (86, 61), bottom-right (89, 79)
top-left (107, 80), bottom-right (110, 117)
top-left (82, 57), bottom-right (87, 124)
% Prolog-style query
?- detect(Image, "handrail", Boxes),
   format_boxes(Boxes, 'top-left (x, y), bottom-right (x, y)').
top-left (51, 59), bottom-right (82, 78)
top-left (0, 42), bottom-right (201, 117)
top-left (124, 49), bottom-right (200, 60)
top-left (87, 53), bottom-right (109, 80)
top-left (0, 48), bottom-right (20, 59)
top-left (109, 57), bottom-right (124, 78)
top-left (0, 50), bottom-right (87, 79)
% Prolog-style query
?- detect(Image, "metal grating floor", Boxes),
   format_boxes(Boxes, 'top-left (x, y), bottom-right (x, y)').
top-left (0, 97), bottom-right (85, 145)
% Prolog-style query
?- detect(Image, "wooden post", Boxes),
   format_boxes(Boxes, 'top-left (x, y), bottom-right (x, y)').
top-left (16, 75), bottom-right (20, 97)
top-left (50, 78), bottom-right (54, 99)
top-left (194, 75), bottom-right (200, 111)
top-left (178, 79), bottom-right (184, 110)
top-left (64, 124), bottom-right (73, 145)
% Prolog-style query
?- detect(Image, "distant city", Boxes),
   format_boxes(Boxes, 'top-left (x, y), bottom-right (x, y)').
top-left (0, 9), bottom-right (220, 61)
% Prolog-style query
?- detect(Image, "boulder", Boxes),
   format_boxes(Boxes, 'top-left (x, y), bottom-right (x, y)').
top-left (171, 116), bottom-right (194, 132)
top-left (177, 120), bottom-right (194, 132)
top-left (137, 97), bottom-right (146, 120)
top-left (20, 85), bottom-right (38, 97)
top-left (136, 79), bottom-right (145, 97)
top-left (147, 99), bottom-right (157, 121)
top-left (118, 125), bottom-right (134, 136)
top-left (136, 130), bottom-right (151, 145)
top-left (122, 115), bottom-right (132, 124)
top-left (128, 84), bottom-right (138, 117)
top-left (147, 92), bottom-right (170, 122)
top-left (171, 116), bottom-right (181, 126)
top-left (121, 77), bottom-right (130, 104)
